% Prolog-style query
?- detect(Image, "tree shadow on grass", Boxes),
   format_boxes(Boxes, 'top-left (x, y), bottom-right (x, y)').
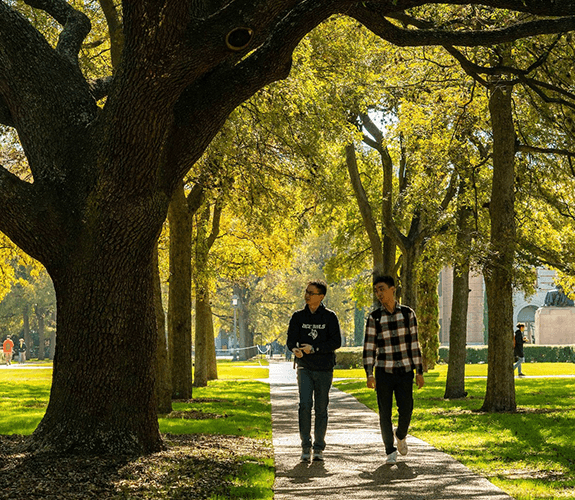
top-left (0, 433), bottom-right (272, 499)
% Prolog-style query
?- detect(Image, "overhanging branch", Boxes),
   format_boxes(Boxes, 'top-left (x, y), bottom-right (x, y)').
top-left (349, 6), bottom-right (575, 47)
top-left (23, 0), bottom-right (90, 67)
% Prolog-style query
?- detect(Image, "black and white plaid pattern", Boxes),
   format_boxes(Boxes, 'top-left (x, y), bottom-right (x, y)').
top-left (363, 303), bottom-right (424, 376)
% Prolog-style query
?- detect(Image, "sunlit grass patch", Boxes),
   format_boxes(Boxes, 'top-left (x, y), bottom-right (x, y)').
top-left (334, 363), bottom-right (575, 500)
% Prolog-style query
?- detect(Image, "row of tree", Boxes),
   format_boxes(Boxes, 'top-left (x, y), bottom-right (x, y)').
top-left (3, 1), bottom-right (575, 455)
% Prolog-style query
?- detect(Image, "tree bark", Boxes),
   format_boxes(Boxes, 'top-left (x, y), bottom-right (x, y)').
top-left (168, 182), bottom-right (193, 400)
top-left (154, 246), bottom-right (172, 415)
top-left (444, 187), bottom-right (473, 399)
top-left (417, 260), bottom-right (440, 372)
top-left (481, 80), bottom-right (517, 412)
top-left (33, 233), bottom-right (164, 454)
top-left (193, 197), bottom-right (222, 384)
top-left (36, 308), bottom-right (45, 361)
top-left (22, 305), bottom-right (31, 359)
top-left (193, 286), bottom-right (210, 387)
top-left (444, 266), bottom-right (470, 398)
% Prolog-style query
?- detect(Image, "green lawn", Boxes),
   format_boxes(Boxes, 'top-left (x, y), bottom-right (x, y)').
top-left (334, 363), bottom-right (575, 500)
top-left (0, 361), bottom-right (273, 499)
top-left (4, 361), bottom-right (575, 499)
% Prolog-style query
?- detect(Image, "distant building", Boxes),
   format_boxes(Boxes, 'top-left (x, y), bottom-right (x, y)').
top-left (438, 267), bottom-right (557, 346)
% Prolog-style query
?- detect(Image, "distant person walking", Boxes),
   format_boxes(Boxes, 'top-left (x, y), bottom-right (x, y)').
top-left (2, 336), bottom-right (14, 366)
top-left (363, 275), bottom-right (425, 465)
top-left (16, 338), bottom-right (27, 364)
top-left (513, 323), bottom-right (527, 377)
top-left (287, 279), bottom-right (341, 463)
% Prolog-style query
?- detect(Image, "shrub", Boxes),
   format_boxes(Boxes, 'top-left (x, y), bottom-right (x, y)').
top-left (438, 345), bottom-right (575, 363)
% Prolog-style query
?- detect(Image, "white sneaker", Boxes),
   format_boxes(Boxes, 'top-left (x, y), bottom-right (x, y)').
top-left (395, 431), bottom-right (408, 456)
top-left (386, 451), bottom-right (398, 464)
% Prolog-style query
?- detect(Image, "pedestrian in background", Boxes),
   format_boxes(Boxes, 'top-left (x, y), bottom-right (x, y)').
top-left (17, 338), bottom-right (27, 364)
top-left (2, 336), bottom-right (14, 366)
top-left (513, 323), bottom-right (527, 377)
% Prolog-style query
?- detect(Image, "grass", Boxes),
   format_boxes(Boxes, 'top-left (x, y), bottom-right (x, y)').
top-left (0, 360), bottom-right (273, 499)
top-left (334, 362), bottom-right (575, 500)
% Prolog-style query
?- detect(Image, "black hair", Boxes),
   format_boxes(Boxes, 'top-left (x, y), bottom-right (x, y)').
top-left (308, 279), bottom-right (327, 296)
top-left (373, 275), bottom-right (395, 288)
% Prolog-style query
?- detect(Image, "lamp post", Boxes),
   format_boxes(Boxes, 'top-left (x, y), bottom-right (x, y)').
top-left (231, 294), bottom-right (239, 360)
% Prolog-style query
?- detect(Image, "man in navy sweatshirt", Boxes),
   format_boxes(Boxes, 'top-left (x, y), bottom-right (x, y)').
top-left (287, 279), bottom-right (342, 463)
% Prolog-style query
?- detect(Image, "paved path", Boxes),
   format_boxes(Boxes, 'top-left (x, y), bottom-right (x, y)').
top-left (269, 361), bottom-right (514, 500)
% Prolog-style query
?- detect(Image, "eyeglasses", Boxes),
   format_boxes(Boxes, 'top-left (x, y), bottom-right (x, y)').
top-left (305, 289), bottom-right (323, 296)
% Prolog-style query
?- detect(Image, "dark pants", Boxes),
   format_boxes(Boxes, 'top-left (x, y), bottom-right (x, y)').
top-left (297, 367), bottom-right (333, 452)
top-left (375, 368), bottom-right (414, 455)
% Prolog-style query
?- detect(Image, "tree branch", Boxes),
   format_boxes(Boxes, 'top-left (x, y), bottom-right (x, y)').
top-left (517, 144), bottom-right (575, 157)
top-left (23, 0), bottom-right (90, 67)
top-left (0, 167), bottom-right (65, 263)
top-left (164, 0), bottom-right (348, 185)
top-left (349, 6), bottom-right (575, 48)
top-left (0, 95), bottom-right (14, 127)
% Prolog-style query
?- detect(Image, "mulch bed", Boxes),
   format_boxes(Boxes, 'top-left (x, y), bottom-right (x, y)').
top-left (0, 434), bottom-right (273, 499)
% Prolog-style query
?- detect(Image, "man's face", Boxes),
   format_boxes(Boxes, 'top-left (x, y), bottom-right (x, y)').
top-left (374, 282), bottom-right (395, 305)
top-left (304, 285), bottom-right (324, 309)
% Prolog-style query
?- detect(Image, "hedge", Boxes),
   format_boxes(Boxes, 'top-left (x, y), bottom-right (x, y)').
top-left (439, 345), bottom-right (575, 363)
top-left (334, 345), bottom-right (575, 368)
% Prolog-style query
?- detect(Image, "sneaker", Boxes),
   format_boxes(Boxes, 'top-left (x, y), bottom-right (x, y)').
top-left (518, 373), bottom-right (526, 377)
top-left (313, 450), bottom-right (324, 461)
top-left (385, 451), bottom-right (398, 464)
top-left (300, 450), bottom-right (311, 462)
top-left (395, 431), bottom-right (408, 456)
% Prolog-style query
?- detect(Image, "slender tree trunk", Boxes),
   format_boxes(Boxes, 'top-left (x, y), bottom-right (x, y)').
top-left (37, 309), bottom-right (45, 361)
top-left (400, 245), bottom-right (420, 311)
top-left (23, 305), bottom-right (31, 359)
top-left (168, 182), bottom-right (193, 400)
top-left (49, 322), bottom-right (56, 361)
top-left (444, 266), bottom-right (470, 398)
top-left (418, 261), bottom-right (440, 372)
top-left (345, 143), bottom-right (384, 274)
top-left (193, 286), bottom-right (210, 387)
top-left (154, 246), bottom-right (172, 415)
top-left (206, 299), bottom-right (218, 380)
top-left (445, 189), bottom-right (473, 399)
top-left (481, 80), bottom-right (517, 412)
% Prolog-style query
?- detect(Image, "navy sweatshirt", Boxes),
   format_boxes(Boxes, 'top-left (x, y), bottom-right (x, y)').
top-left (286, 303), bottom-right (342, 371)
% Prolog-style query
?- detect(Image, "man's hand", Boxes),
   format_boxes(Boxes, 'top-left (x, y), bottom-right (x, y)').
top-left (366, 375), bottom-right (376, 389)
top-left (301, 344), bottom-right (314, 354)
top-left (292, 348), bottom-right (303, 358)
top-left (416, 374), bottom-right (425, 389)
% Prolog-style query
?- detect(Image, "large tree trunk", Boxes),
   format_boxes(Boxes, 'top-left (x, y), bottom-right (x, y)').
top-left (168, 183), bottom-right (193, 400)
top-left (481, 80), bottom-right (517, 412)
top-left (154, 246), bottom-right (172, 415)
top-left (33, 237), bottom-right (163, 454)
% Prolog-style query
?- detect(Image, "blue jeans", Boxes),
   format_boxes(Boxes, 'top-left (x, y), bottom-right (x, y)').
top-left (375, 368), bottom-right (414, 455)
top-left (297, 367), bottom-right (333, 452)
top-left (514, 356), bottom-right (525, 374)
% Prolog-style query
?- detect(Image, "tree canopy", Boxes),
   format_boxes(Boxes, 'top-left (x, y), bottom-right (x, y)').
top-left (3, 0), bottom-right (575, 454)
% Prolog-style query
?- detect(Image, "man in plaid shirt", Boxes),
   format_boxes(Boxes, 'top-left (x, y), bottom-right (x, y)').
top-left (363, 275), bottom-right (425, 465)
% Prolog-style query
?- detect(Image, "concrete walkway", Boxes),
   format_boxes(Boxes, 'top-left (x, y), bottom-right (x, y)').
top-left (269, 361), bottom-right (514, 500)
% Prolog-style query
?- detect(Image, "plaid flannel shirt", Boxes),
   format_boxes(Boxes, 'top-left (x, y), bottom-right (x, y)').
top-left (363, 302), bottom-right (424, 377)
